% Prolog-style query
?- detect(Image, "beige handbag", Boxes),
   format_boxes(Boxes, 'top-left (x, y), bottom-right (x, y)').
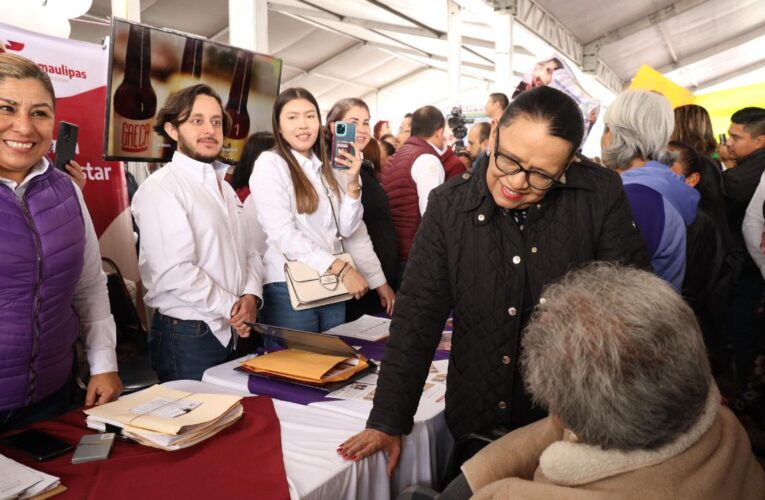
top-left (283, 175), bottom-right (355, 311)
top-left (284, 253), bottom-right (356, 310)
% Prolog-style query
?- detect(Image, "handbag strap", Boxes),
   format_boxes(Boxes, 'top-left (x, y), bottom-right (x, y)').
top-left (319, 173), bottom-right (345, 253)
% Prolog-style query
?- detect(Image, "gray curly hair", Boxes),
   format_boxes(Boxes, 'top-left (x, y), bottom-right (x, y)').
top-left (601, 90), bottom-right (674, 169)
top-left (520, 263), bottom-right (710, 451)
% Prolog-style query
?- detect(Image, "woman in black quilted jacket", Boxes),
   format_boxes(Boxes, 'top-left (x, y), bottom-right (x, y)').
top-left (337, 86), bottom-right (651, 478)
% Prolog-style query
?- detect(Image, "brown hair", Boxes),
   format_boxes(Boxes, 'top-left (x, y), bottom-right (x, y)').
top-left (153, 83), bottom-right (231, 142)
top-left (0, 53), bottom-right (56, 107)
top-left (272, 87), bottom-right (339, 214)
top-left (363, 138), bottom-right (382, 178)
top-left (326, 97), bottom-right (369, 130)
top-left (671, 104), bottom-right (717, 156)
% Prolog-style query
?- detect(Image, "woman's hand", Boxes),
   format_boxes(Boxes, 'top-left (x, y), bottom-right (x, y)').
top-left (376, 283), bottom-right (395, 316)
top-left (65, 160), bottom-right (87, 190)
top-left (335, 141), bottom-right (363, 185)
top-left (338, 429), bottom-right (402, 478)
top-left (341, 266), bottom-right (369, 299)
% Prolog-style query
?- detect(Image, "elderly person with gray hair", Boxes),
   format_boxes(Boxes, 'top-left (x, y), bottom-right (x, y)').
top-left (455, 263), bottom-right (765, 499)
top-left (601, 90), bottom-right (699, 291)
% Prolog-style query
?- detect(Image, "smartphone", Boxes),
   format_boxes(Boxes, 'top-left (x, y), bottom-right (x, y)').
top-left (719, 133), bottom-right (727, 145)
top-left (54, 121), bottom-right (79, 171)
top-left (71, 433), bottom-right (115, 464)
top-left (1, 429), bottom-right (74, 461)
top-left (332, 121), bottom-right (356, 170)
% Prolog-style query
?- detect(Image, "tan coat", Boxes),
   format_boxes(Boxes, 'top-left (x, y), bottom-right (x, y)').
top-left (462, 386), bottom-right (765, 499)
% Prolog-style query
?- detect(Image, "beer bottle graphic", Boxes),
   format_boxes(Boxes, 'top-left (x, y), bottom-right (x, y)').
top-left (161, 38), bottom-right (205, 160)
top-left (112, 24), bottom-right (156, 158)
top-left (221, 51), bottom-right (252, 163)
top-left (181, 38), bottom-right (203, 78)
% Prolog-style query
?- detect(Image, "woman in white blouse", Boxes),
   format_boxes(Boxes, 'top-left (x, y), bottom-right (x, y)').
top-left (250, 87), bottom-right (385, 332)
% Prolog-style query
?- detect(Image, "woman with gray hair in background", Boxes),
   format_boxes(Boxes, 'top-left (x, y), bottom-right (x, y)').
top-left (600, 90), bottom-right (700, 291)
top-left (458, 263), bottom-right (765, 499)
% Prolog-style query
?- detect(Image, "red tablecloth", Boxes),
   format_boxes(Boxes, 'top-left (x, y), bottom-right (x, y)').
top-left (0, 396), bottom-right (289, 500)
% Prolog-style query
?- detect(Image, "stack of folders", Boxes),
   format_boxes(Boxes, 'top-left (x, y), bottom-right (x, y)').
top-left (0, 454), bottom-right (62, 499)
top-left (84, 385), bottom-right (243, 451)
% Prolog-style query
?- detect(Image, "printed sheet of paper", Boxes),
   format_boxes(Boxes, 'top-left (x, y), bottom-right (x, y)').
top-left (326, 315), bottom-right (391, 341)
top-left (0, 454), bottom-right (60, 499)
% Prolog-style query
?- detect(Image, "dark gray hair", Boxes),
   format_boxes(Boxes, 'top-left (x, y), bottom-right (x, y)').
top-left (602, 90), bottom-right (674, 169)
top-left (520, 263), bottom-right (710, 451)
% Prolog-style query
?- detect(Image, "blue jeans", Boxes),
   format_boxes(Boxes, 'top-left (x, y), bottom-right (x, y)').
top-left (149, 312), bottom-right (232, 382)
top-left (260, 282), bottom-right (346, 333)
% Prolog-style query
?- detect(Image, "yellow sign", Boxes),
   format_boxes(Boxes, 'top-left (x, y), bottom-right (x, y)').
top-left (695, 82), bottom-right (765, 136)
top-left (628, 64), bottom-right (695, 109)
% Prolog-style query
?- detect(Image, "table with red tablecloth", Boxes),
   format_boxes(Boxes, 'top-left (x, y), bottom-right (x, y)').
top-left (0, 396), bottom-right (289, 500)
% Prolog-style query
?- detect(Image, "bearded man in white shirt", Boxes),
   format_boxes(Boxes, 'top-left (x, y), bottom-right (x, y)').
top-left (131, 84), bottom-right (263, 382)
top-left (380, 105), bottom-right (466, 285)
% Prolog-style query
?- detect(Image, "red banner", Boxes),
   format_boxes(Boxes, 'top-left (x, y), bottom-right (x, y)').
top-left (1, 23), bottom-right (139, 281)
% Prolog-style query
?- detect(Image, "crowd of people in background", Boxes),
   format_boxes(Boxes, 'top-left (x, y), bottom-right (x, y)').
top-left (2, 50), bottom-right (764, 498)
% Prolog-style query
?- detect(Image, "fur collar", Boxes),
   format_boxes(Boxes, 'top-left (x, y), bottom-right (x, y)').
top-left (539, 384), bottom-right (720, 486)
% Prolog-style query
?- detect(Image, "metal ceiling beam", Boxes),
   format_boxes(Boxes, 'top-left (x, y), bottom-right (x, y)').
top-left (507, 0), bottom-right (583, 64)
top-left (692, 56), bottom-right (765, 92)
top-left (268, 3), bottom-right (512, 51)
top-left (274, 8), bottom-right (499, 73)
top-left (658, 21), bottom-right (765, 74)
top-left (274, 7), bottom-right (498, 98)
top-left (282, 42), bottom-right (366, 87)
top-left (584, 0), bottom-right (710, 49)
top-left (488, 0), bottom-right (624, 93)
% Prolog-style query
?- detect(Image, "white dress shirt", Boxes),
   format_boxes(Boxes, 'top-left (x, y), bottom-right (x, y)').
top-left (250, 149), bottom-right (368, 285)
top-left (743, 172), bottom-right (765, 280)
top-left (0, 158), bottom-right (118, 375)
top-left (410, 140), bottom-right (447, 215)
top-left (132, 151), bottom-right (263, 347)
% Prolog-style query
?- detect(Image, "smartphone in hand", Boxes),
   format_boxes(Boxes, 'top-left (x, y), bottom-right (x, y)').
top-left (719, 133), bottom-right (727, 145)
top-left (54, 121), bottom-right (79, 171)
top-left (332, 121), bottom-right (356, 170)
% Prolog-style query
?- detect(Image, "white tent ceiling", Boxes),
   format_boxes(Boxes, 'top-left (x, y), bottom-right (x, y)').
top-left (68, 0), bottom-right (765, 127)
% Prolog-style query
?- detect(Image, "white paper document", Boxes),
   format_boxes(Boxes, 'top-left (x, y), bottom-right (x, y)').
top-left (0, 454), bottom-right (60, 500)
top-left (325, 315), bottom-right (391, 341)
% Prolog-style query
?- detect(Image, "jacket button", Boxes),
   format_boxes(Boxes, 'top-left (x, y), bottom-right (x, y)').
top-left (502, 355), bottom-right (511, 365)
top-left (512, 256), bottom-right (521, 264)
top-left (462, 173), bottom-right (470, 179)
top-left (508, 307), bottom-right (517, 316)
top-left (531, 246), bottom-right (538, 253)
top-left (477, 214), bottom-right (485, 222)
top-left (498, 401), bottom-right (507, 410)
top-left (537, 203), bottom-right (542, 209)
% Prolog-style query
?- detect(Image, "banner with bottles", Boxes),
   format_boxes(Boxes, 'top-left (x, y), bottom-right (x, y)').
top-left (105, 18), bottom-right (282, 165)
top-left (0, 22), bottom-right (140, 281)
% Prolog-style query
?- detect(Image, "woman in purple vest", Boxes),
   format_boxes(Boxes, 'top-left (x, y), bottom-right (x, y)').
top-left (0, 54), bottom-right (122, 431)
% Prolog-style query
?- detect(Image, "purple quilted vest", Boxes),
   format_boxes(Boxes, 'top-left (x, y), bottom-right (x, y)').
top-left (0, 164), bottom-right (84, 411)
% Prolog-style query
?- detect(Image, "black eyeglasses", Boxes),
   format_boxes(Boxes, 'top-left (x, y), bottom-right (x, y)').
top-left (492, 133), bottom-right (567, 191)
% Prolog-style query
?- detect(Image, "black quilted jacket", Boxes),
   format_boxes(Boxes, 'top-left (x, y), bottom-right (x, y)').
top-left (366, 158), bottom-right (651, 439)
